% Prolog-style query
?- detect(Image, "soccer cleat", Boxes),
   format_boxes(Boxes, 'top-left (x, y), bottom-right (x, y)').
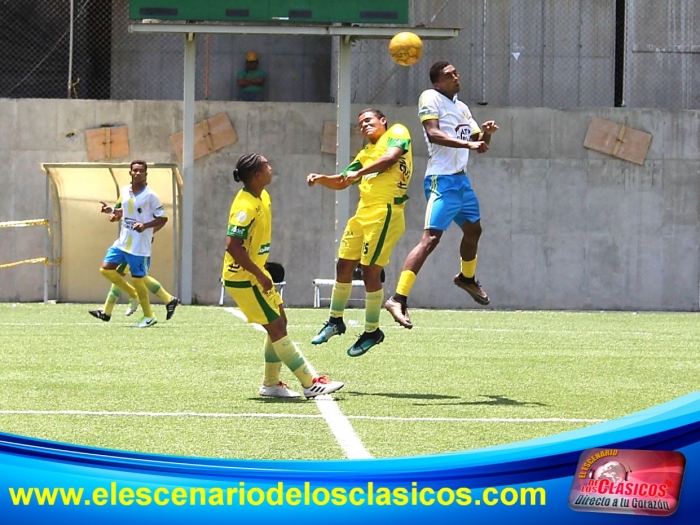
top-left (453, 274), bottom-right (490, 305)
top-left (347, 328), bottom-right (385, 357)
top-left (311, 318), bottom-right (346, 345)
top-left (133, 316), bottom-right (157, 328)
top-left (303, 376), bottom-right (345, 399)
top-left (125, 297), bottom-right (139, 317)
top-left (165, 297), bottom-right (179, 320)
top-left (88, 309), bottom-right (111, 322)
top-left (384, 296), bottom-right (413, 329)
top-left (259, 382), bottom-right (301, 399)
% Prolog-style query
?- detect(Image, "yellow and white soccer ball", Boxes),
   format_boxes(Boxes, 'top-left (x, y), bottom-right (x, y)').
top-left (388, 32), bottom-right (423, 66)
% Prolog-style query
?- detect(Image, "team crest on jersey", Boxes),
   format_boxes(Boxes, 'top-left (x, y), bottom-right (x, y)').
top-left (236, 211), bottom-right (248, 223)
top-left (455, 123), bottom-right (475, 140)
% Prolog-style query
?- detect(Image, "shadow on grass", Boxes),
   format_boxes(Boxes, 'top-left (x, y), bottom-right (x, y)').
top-left (415, 394), bottom-right (548, 407)
top-left (246, 394), bottom-right (546, 407)
top-left (344, 392), bottom-right (460, 401)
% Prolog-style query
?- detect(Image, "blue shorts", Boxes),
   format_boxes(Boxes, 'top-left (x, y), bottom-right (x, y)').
top-left (423, 174), bottom-right (481, 230)
top-left (103, 246), bottom-right (150, 278)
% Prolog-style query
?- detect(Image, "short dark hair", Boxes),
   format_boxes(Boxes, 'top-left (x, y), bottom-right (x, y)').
top-left (429, 61), bottom-right (451, 83)
top-left (130, 159), bottom-right (147, 171)
top-left (233, 153), bottom-right (264, 184)
top-left (358, 108), bottom-right (389, 128)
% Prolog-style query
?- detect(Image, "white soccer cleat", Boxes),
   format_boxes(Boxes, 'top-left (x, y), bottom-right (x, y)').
top-left (303, 376), bottom-right (345, 399)
top-left (133, 316), bottom-right (157, 328)
top-left (125, 297), bottom-right (139, 316)
top-left (259, 382), bottom-right (301, 399)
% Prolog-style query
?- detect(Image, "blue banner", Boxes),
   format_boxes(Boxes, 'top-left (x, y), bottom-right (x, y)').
top-left (1, 393), bottom-right (698, 523)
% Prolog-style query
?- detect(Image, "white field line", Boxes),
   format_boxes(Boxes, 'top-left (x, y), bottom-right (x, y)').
top-left (224, 307), bottom-right (371, 459)
top-left (0, 410), bottom-right (603, 424)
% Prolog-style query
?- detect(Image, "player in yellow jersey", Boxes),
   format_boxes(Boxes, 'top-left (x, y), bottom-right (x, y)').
top-left (307, 108), bottom-right (413, 357)
top-left (223, 153), bottom-right (344, 399)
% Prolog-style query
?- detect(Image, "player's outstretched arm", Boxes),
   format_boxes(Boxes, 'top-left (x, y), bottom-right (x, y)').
top-left (306, 173), bottom-right (353, 190)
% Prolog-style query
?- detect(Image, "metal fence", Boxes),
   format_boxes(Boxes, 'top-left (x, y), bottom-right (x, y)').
top-left (1, 0), bottom-right (698, 109)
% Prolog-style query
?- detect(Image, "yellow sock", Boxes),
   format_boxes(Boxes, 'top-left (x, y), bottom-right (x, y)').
top-left (396, 270), bottom-right (417, 297)
top-left (131, 277), bottom-right (154, 318)
top-left (461, 257), bottom-right (477, 279)
top-left (262, 336), bottom-right (282, 387)
top-left (100, 269), bottom-right (138, 299)
top-left (364, 289), bottom-right (384, 332)
top-left (103, 285), bottom-right (121, 316)
top-left (330, 282), bottom-right (352, 318)
top-left (272, 336), bottom-right (316, 388)
top-left (144, 275), bottom-right (174, 303)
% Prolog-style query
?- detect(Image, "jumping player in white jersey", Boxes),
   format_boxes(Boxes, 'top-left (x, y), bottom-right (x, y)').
top-left (96, 160), bottom-right (168, 328)
top-left (385, 60), bottom-right (499, 329)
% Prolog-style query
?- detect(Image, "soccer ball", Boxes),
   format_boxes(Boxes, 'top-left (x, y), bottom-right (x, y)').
top-left (388, 32), bottom-right (423, 66)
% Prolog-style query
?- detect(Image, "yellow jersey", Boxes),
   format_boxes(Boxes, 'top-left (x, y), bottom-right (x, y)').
top-left (222, 188), bottom-right (272, 284)
top-left (343, 123), bottom-right (413, 208)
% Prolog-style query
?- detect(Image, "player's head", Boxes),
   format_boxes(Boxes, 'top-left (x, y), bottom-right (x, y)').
top-left (233, 153), bottom-right (272, 187)
top-left (129, 160), bottom-right (147, 184)
top-left (430, 61), bottom-right (460, 97)
top-left (357, 108), bottom-right (388, 144)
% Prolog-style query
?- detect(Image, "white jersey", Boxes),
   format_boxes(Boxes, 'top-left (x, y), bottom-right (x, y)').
top-left (111, 184), bottom-right (166, 256)
top-left (418, 89), bottom-right (481, 176)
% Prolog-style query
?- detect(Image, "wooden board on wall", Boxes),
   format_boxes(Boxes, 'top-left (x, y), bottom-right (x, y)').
top-left (321, 121), bottom-right (365, 159)
top-left (85, 126), bottom-right (130, 161)
top-left (170, 113), bottom-right (238, 162)
top-left (583, 117), bottom-right (652, 165)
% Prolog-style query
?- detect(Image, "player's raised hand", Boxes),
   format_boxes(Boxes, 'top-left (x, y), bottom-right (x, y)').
top-left (99, 201), bottom-right (113, 214)
top-left (482, 120), bottom-right (499, 135)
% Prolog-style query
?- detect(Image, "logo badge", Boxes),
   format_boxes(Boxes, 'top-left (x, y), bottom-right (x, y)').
top-left (569, 448), bottom-right (685, 517)
top-left (236, 211), bottom-right (248, 223)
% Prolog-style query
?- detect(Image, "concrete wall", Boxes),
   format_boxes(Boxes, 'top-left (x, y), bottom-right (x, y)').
top-left (1, 98), bottom-right (699, 310)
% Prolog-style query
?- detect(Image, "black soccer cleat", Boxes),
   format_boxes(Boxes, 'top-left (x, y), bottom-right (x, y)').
top-left (165, 297), bottom-right (179, 321)
top-left (347, 329), bottom-right (385, 357)
top-left (89, 309), bottom-right (111, 322)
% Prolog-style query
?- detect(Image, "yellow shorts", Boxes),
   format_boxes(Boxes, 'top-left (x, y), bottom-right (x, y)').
top-left (338, 204), bottom-right (405, 267)
top-left (223, 272), bottom-right (282, 325)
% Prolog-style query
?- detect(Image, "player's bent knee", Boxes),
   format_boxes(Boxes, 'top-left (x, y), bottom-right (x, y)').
top-left (265, 318), bottom-right (287, 341)
top-left (336, 258), bottom-right (357, 281)
top-left (423, 234), bottom-right (441, 253)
